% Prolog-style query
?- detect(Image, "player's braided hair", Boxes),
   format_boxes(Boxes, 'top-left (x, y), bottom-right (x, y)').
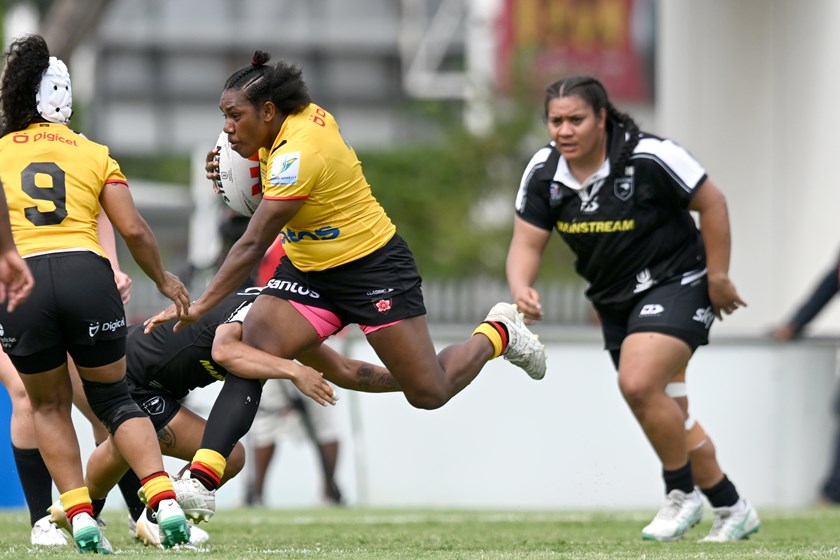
top-left (544, 76), bottom-right (640, 180)
top-left (0, 34), bottom-right (50, 135)
top-left (224, 50), bottom-right (311, 116)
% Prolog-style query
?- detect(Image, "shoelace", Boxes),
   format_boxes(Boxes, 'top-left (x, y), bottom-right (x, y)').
top-left (656, 495), bottom-right (686, 521)
top-left (707, 510), bottom-right (731, 536)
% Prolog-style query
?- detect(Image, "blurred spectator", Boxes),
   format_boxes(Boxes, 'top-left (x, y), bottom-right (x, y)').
top-left (770, 248), bottom-right (840, 506)
top-left (245, 378), bottom-right (343, 507)
top-left (771, 249), bottom-right (840, 340)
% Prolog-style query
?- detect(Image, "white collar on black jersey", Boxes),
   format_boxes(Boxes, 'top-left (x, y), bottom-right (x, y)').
top-left (552, 142), bottom-right (611, 192)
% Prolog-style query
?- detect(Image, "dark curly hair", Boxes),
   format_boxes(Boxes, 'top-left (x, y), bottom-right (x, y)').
top-left (0, 34), bottom-right (51, 135)
top-left (223, 50), bottom-right (311, 116)
top-left (544, 76), bottom-right (641, 181)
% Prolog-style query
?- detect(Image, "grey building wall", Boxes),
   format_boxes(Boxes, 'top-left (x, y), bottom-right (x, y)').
top-left (87, 0), bottom-right (461, 154)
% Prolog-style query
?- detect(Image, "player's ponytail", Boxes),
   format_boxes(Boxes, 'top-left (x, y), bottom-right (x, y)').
top-left (0, 34), bottom-right (51, 135)
top-left (251, 50), bottom-right (270, 67)
top-left (605, 102), bottom-right (640, 181)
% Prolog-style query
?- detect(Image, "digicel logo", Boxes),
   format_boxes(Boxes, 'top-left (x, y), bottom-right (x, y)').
top-left (11, 132), bottom-right (78, 146)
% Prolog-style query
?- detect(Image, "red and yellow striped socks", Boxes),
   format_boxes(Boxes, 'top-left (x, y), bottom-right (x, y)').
top-left (473, 321), bottom-right (510, 359)
top-left (140, 471), bottom-right (176, 510)
top-left (189, 449), bottom-right (226, 490)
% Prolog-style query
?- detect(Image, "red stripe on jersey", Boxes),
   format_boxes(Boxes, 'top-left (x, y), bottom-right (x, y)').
top-left (262, 195), bottom-right (308, 200)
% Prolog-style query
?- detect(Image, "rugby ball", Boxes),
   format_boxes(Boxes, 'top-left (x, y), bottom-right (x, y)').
top-left (214, 131), bottom-right (262, 216)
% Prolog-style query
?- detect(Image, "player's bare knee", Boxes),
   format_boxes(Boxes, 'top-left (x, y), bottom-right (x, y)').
top-left (30, 398), bottom-right (72, 416)
top-left (403, 385), bottom-right (449, 410)
top-left (617, 376), bottom-right (655, 410)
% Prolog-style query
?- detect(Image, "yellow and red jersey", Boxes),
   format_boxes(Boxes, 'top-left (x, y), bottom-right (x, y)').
top-left (0, 122), bottom-right (126, 257)
top-left (259, 103), bottom-right (395, 271)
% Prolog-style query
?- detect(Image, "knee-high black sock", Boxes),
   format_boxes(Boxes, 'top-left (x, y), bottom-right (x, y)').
top-left (117, 469), bottom-right (146, 521)
top-left (12, 446), bottom-right (53, 526)
top-left (190, 374), bottom-right (262, 490)
top-left (199, 373), bottom-right (262, 458)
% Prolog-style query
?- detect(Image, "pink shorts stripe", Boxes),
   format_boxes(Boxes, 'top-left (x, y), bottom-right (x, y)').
top-left (288, 300), bottom-right (401, 338)
top-left (361, 320), bottom-right (400, 335)
top-left (288, 300), bottom-right (342, 338)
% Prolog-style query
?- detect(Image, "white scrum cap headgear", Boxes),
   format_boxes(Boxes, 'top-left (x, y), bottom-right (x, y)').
top-left (35, 56), bottom-right (72, 125)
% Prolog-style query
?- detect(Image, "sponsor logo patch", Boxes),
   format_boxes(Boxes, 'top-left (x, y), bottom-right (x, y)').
top-left (0, 323), bottom-right (16, 348)
top-left (270, 152), bottom-right (301, 186)
top-left (374, 299), bottom-right (392, 314)
top-left (633, 269), bottom-right (655, 293)
top-left (580, 197), bottom-right (599, 214)
top-left (265, 279), bottom-right (320, 299)
top-left (140, 396), bottom-right (165, 416)
top-left (279, 225), bottom-right (340, 243)
top-left (639, 304), bottom-right (665, 317)
top-left (88, 317), bottom-right (126, 338)
top-left (692, 306), bottom-right (715, 329)
top-left (366, 288), bottom-right (395, 297)
top-left (614, 176), bottom-right (634, 201)
top-left (549, 182), bottom-right (563, 208)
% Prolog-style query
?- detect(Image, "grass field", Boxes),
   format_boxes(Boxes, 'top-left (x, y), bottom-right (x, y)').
top-left (0, 507), bottom-right (837, 559)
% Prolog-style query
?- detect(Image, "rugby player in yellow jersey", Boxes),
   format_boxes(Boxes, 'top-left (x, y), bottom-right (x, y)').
top-left (0, 34), bottom-right (191, 551)
top-left (143, 50), bottom-right (546, 517)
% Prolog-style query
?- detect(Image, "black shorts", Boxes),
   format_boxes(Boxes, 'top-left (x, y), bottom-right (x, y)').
top-left (125, 376), bottom-right (181, 432)
top-left (261, 233), bottom-right (426, 328)
top-left (0, 251), bottom-right (126, 373)
top-left (595, 272), bottom-right (714, 356)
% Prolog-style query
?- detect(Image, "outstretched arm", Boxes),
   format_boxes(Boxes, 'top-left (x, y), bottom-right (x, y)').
top-left (211, 322), bottom-right (336, 406)
top-left (212, 321), bottom-right (399, 397)
top-left (146, 198), bottom-right (302, 332)
top-left (297, 344), bottom-right (400, 393)
top-left (100, 182), bottom-right (189, 315)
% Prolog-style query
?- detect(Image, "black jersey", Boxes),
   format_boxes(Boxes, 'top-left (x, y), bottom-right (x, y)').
top-left (125, 287), bottom-right (262, 399)
top-left (515, 124), bottom-right (708, 306)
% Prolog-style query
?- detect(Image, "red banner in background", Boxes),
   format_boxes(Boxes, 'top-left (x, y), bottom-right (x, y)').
top-left (496, 0), bottom-right (655, 104)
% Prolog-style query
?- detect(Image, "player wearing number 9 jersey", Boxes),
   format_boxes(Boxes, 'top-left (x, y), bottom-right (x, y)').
top-left (0, 34), bottom-right (191, 550)
top-left (0, 126), bottom-right (125, 256)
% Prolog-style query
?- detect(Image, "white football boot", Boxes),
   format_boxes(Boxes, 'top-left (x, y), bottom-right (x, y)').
top-left (483, 303), bottom-right (547, 380)
top-left (700, 499), bottom-right (761, 542)
top-left (47, 502), bottom-right (111, 553)
top-left (155, 498), bottom-right (191, 548)
top-left (71, 512), bottom-right (103, 553)
top-left (30, 515), bottom-right (68, 546)
top-left (641, 489), bottom-right (704, 541)
top-left (172, 474), bottom-right (216, 523)
top-left (134, 510), bottom-right (209, 547)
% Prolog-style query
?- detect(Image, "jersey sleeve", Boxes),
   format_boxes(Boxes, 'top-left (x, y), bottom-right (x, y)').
top-left (263, 146), bottom-right (325, 200)
top-left (104, 154), bottom-right (127, 186)
top-left (635, 138), bottom-right (707, 206)
top-left (514, 146), bottom-right (555, 231)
